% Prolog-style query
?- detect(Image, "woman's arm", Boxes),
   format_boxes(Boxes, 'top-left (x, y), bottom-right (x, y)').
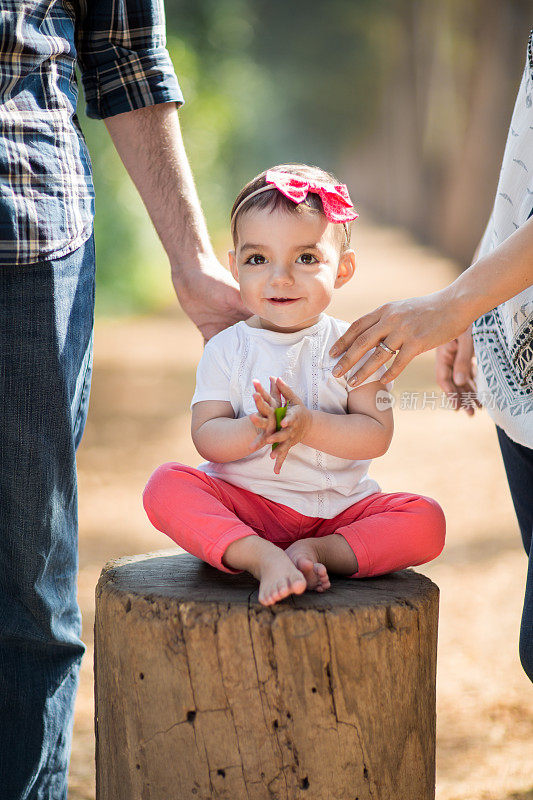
top-left (329, 215), bottom-right (533, 386)
top-left (191, 400), bottom-right (256, 462)
top-left (447, 214), bottom-right (533, 322)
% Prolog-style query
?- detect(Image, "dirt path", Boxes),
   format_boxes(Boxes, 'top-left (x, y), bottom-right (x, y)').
top-left (70, 220), bottom-right (533, 799)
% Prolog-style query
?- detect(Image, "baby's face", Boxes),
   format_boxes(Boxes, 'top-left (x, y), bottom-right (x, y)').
top-left (229, 207), bottom-right (355, 333)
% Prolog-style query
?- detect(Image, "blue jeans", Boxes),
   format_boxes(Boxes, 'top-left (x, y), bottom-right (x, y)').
top-left (496, 425), bottom-right (533, 682)
top-left (0, 234), bottom-right (95, 799)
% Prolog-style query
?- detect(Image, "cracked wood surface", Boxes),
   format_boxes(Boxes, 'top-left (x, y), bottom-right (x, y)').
top-left (95, 550), bottom-right (439, 800)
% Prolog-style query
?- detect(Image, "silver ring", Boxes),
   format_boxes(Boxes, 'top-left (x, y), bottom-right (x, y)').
top-left (378, 340), bottom-right (397, 355)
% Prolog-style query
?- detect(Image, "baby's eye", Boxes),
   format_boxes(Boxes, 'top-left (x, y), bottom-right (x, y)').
top-left (296, 253), bottom-right (318, 265)
top-left (246, 254), bottom-right (267, 265)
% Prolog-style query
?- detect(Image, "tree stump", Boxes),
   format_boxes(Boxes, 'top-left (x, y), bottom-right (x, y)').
top-left (95, 550), bottom-right (439, 800)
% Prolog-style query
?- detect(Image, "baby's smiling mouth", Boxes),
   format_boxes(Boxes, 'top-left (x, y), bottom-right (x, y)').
top-left (267, 297), bottom-right (300, 304)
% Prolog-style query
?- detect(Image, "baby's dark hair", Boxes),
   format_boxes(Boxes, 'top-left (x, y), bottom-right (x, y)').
top-left (230, 163), bottom-right (352, 252)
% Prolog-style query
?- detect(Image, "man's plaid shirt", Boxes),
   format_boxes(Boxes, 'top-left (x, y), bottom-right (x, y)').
top-left (0, 0), bottom-right (183, 265)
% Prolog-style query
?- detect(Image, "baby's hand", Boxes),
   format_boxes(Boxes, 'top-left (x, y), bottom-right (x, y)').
top-left (266, 378), bottom-right (312, 474)
top-left (249, 377), bottom-right (282, 452)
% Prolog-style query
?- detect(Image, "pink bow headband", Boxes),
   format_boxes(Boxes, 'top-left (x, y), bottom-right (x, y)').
top-left (230, 170), bottom-right (358, 239)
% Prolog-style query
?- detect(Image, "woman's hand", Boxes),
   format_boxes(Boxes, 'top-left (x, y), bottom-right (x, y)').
top-left (266, 378), bottom-right (312, 474)
top-left (435, 328), bottom-right (481, 417)
top-left (328, 288), bottom-right (473, 386)
top-left (249, 377), bottom-right (283, 453)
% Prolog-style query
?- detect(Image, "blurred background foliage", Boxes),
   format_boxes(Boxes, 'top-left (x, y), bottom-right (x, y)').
top-left (77, 0), bottom-right (532, 315)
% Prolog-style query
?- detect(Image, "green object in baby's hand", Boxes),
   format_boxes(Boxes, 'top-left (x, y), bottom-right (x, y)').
top-left (272, 404), bottom-right (288, 450)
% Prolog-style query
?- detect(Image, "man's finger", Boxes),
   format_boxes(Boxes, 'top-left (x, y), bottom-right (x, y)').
top-left (328, 309), bottom-right (382, 357)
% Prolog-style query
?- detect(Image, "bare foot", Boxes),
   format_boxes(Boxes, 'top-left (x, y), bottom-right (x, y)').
top-left (284, 540), bottom-right (331, 593)
top-left (222, 534), bottom-right (308, 606)
top-left (256, 548), bottom-right (308, 606)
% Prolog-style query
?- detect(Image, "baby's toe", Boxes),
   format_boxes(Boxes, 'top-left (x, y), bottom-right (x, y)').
top-left (295, 555), bottom-right (314, 572)
top-left (314, 563), bottom-right (330, 591)
top-left (290, 574), bottom-right (307, 594)
top-left (271, 580), bottom-right (285, 601)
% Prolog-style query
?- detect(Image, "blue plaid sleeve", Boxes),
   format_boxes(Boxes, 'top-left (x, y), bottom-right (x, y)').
top-left (76, 0), bottom-right (184, 119)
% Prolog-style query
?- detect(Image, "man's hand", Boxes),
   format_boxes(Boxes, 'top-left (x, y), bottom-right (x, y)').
top-left (435, 328), bottom-right (481, 416)
top-left (265, 378), bottom-right (312, 474)
top-left (172, 256), bottom-right (250, 342)
top-left (104, 104), bottom-right (250, 341)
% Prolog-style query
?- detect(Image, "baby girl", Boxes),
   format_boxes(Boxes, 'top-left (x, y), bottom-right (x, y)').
top-left (143, 163), bottom-right (446, 606)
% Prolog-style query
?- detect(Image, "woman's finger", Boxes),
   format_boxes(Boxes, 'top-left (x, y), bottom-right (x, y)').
top-left (434, 340), bottom-right (480, 413)
top-left (456, 386), bottom-right (482, 415)
top-left (435, 342), bottom-right (457, 393)
top-left (466, 382), bottom-right (482, 407)
top-left (379, 346), bottom-right (418, 385)
top-left (346, 345), bottom-right (396, 387)
top-left (329, 308), bottom-right (383, 358)
top-left (332, 321), bottom-right (395, 379)
top-left (452, 329), bottom-right (475, 386)
top-left (440, 379), bottom-right (458, 398)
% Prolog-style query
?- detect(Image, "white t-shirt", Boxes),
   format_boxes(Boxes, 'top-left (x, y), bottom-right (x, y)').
top-left (190, 313), bottom-right (393, 518)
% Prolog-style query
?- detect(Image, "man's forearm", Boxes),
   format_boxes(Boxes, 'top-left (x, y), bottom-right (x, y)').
top-left (301, 411), bottom-right (392, 460)
top-left (104, 102), bottom-right (249, 342)
top-left (445, 215), bottom-right (533, 327)
top-left (193, 416), bottom-right (256, 462)
top-left (104, 102), bottom-right (214, 275)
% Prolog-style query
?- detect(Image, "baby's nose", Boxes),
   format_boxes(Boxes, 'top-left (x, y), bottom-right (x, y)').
top-left (270, 265), bottom-right (294, 284)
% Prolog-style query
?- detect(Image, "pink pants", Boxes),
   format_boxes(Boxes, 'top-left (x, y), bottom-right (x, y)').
top-left (142, 463), bottom-right (446, 579)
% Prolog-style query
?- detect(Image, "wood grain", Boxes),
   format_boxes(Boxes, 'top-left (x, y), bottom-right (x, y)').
top-left (95, 550), bottom-right (439, 800)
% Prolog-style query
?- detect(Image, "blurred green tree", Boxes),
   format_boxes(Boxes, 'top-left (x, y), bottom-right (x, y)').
top-left (77, 0), bottom-right (531, 315)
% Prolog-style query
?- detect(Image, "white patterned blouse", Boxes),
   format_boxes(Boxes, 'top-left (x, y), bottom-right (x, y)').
top-left (472, 29), bottom-right (533, 447)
